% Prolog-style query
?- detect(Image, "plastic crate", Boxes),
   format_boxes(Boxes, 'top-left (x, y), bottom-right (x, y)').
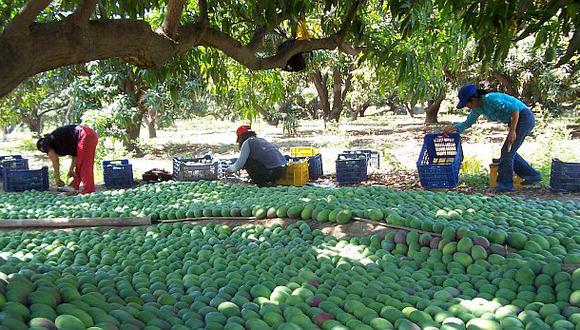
top-left (336, 154), bottom-right (368, 185)
top-left (290, 147), bottom-right (320, 157)
top-left (342, 149), bottom-right (380, 168)
top-left (0, 155), bottom-right (29, 180)
top-left (338, 153), bottom-right (369, 179)
top-left (173, 155), bottom-right (218, 181)
top-left (285, 154), bottom-right (323, 180)
top-left (276, 161), bottom-right (309, 186)
top-left (2, 166), bottom-right (49, 192)
top-left (216, 158), bottom-right (238, 179)
top-left (416, 133), bottom-right (462, 189)
top-left (103, 159), bottom-right (134, 188)
top-left (550, 158), bottom-right (580, 192)
top-left (489, 162), bottom-right (523, 188)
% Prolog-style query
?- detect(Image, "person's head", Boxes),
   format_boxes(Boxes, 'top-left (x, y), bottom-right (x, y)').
top-left (236, 125), bottom-right (257, 148)
top-left (456, 84), bottom-right (489, 109)
top-left (36, 135), bottom-right (51, 153)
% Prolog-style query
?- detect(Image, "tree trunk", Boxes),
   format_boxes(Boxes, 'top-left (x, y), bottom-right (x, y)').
top-left (147, 119), bottom-right (156, 138)
top-left (147, 107), bottom-right (157, 138)
top-left (122, 82), bottom-right (146, 154)
top-left (329, 67), bottom-right (343, 122)
top-left (424, 88), bottom-right (446, 124)
top-left (327, 66), bottom-right (353, 122)
top-left (257, 104), bottom-right (280, 126)
top-left (491, 72), bottom-right (518, 96)
top-left (21, 108), bottom-right (43, 137)
top-left (124, 115), bottom-right (143, 154)
top-left (310, 70), bottom-right (331, 121)
top-left (404, 103), bottom-right (414, 118)
top-left (357, 101), bottom-right (371, 117)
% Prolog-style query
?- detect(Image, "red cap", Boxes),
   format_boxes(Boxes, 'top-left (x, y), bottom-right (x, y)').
top-left (236, 125), bottom-right (251, 137)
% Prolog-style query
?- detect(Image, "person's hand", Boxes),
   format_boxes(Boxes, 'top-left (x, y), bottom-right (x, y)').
top-left (507, 131), bottom-right (517, 145)
top-left (55, 178), bottom-right (65, 187)
top-left (67, 169), bottom-right (76, 178)
top-left (442, 126), bottom-right (458, 135)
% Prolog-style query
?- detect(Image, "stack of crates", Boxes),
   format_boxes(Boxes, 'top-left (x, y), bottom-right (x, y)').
top-left (489, 159), bottom-right (523, 188)
top-left (3, 166), bottom-right (49, 192)
top-left (0, 155), bottom-right (29, 181)
top-left (550, 158), bottom-right (580, 192)
top-left (416, 133), bottom-right (462, 189)
top-left (336, 153), bottom-right (368, 185)
top-left (289, 147), bottom-right (323, 180)
top-left (276, 160), bottom-right (309, 186)
top-left (103, 159), bottom-right (134, 189)
top-left (342, 149), bottom-right (380, 169)
top-left (173, 155), bottom-right (218, 181)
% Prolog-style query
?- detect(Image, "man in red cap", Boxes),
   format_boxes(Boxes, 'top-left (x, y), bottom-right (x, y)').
top-left (228, 125), bottom-right (287, 187)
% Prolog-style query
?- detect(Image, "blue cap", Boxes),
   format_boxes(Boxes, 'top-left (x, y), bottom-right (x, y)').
top-left (456, 84), bottom-right (477, 109)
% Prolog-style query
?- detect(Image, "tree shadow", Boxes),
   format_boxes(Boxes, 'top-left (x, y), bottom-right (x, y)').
top-left (0, 218), bottom-right (542, 330)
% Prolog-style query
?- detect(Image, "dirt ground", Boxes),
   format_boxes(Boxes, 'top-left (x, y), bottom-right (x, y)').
top-left (1, 113), bottom-right (579, 202)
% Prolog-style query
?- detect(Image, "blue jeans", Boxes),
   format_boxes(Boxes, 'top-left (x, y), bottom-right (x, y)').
top-left (497, 108), bottom-right (541, 190)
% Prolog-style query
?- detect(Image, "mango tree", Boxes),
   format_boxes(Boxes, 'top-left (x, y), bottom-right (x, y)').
top-left (1, 0), bottom-right (576, 99)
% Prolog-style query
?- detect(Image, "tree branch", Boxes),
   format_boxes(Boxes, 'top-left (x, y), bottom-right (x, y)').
top-left (341, 69), bottom-right (353, 100)
top-left (310, 70), bottom-right (330, 117)
top-left (337, 0), bottom-right (361, 40)
top-left (159, 0), bottom-right (187, 39)
top-left (515, 0), bottom-right (569, 41)
top-left (340, 42), bottom-right (366, 56)
top-left (557, 28), bottom-right (579, 67)
top-left (73, 0), bottom-right (98, 26)
top-left (4, 0), bottom-right (53, 36)
top-left (0, 0), bottom-right (360, 97)
top-left (247, 12), bottom-right (289, 51)
top-left (246, 26), bottom-right (267, 51)
top-left (40, 102), bottom-right (69, 115)
top-left (199, 0), bottom-right (361, 70)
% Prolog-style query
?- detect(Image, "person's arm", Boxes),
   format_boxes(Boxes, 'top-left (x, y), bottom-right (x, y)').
top-left (453, 109), bottom-right (482, 133)
top-left (229, 140), bottom-right (250, 172)
top-left (47, 149), bottom-right (64, 187)
top-left (507, 110), bottom-right (519, 145)
top-left (68, 156), bottom-right (77, 178)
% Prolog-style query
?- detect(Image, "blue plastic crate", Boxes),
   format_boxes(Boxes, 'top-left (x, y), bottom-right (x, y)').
top-left (3, 166), bottom-right (49, 192)
top-left (103, 159), bottom-right (134, 189)
top-left (285, 154), bottom-right (323, 180)
top-left (550, 158), bottom-right (580, 192)
top-left (0, 155), bottom-right (28, 180)
top-left (173, 155), bottom-right (218, 181)
top-left (416, 133), bottom-right (462, 189)
top-left (336, 154), bottom-right (368, 185)
top-left (342, 149), bottom-right (380, 168)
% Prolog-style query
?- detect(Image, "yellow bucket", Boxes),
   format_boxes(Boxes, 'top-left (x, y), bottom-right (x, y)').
top-left (489, 163), bottom-right (523, 188)
top-left (276, 161), bottom-right (309, 186)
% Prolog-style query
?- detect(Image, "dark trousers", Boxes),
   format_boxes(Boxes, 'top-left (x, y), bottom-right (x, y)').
top-left (244, 158), bottom-right (285, 186)
top-left (498, 107), bottom-right (541, 189)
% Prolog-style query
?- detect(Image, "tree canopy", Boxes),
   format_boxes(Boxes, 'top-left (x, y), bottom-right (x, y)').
top-left (0, 0), bottom-right (577, 99)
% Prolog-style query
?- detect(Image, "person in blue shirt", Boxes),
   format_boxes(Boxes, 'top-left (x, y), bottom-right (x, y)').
top-left (443, 84), bottom-right (541, 192)
top-left (228, 125), bottom-right (287, 187)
